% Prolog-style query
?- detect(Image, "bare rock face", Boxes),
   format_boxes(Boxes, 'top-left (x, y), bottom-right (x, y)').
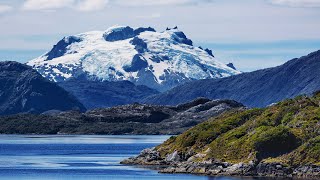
top-left (166, 151), bottom-right (181, 162)
top-left (120, 148), bottom-right (166, 165)
top-left (123, 150), bottom-right (320, 178)
top-left (103, 26), bottom-right (135, 42)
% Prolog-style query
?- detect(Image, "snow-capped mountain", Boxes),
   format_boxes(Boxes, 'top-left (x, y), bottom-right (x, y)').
top-left (27, 26), bottom-right (240, 91)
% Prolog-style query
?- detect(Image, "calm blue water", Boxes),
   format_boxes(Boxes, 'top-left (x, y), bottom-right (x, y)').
top-left (0, 135), bottom-right (270, 180)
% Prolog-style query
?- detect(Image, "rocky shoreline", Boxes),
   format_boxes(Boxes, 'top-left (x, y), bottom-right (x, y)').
top-left (121, 148), bottom-right (320, 178)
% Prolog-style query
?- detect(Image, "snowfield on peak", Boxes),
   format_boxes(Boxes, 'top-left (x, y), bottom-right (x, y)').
top-left (27, 26), bottom-right (240, 91)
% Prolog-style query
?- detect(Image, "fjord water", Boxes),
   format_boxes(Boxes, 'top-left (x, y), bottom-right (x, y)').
top-left (0, 135), bottom-right (263, 180)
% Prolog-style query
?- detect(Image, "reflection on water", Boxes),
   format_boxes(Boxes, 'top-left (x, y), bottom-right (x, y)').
top-left (0, 135), bottom-right (282, 180)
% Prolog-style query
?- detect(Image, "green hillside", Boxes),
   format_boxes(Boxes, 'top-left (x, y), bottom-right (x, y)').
top-left (156, 92), bottom-right (320, 166)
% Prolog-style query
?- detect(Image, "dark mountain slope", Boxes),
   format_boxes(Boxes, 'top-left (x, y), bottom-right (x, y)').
top-left (144, 50), bottom-right (320, 107)
top-left (0, 61), bottom-right (86, 115)
top-left (59, 79), bottom-right (159, 109)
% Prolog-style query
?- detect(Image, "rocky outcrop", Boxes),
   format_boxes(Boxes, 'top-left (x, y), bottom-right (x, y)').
top-left (46, 36), bottom-right (82, 60)
top-left (103, 26), bottom-right (135, 42)
top-left (134, 27), bottom-right (156, 35)
top-left (171, 31), bottom-right (193, 46)
top-left (226, 63), bottom-right (236, 70)
top-left (121, 150), bottom-right (320, 178)
top-left (121, 148), bottom-right (168, 165)
top-left (123, 55), bottom-right (148, 72)
top-left (204, 48), bottom-right (214, 57)
top-left (130, 37), bottom-right (148, 53)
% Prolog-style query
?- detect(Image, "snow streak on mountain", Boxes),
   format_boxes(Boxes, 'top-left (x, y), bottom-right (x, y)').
top-left (27, 26), bottom-right (240, 91)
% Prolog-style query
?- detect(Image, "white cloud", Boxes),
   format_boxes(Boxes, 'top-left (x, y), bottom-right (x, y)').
top-left (0, 4), bottom-right (13, 13)
top-left (269, 0), bottom-right (320, 7)
top-left (76, 0), bottom-right (108, 12)
top-left (109, 0), bottom-right (212, 7)
top-left (136, 13), bottom-right (161, 19)
top-left (22, 0), bottom-right (108, 12)
top-left (22, 0), bottom-right (75, 11)
top-left (21, 0), bottom-right (212, 11)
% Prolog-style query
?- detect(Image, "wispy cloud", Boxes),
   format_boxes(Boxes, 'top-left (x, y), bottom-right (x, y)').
top-left (269, 0), bottom-right (320, 8)
top-left (136, 13), bottom-right (161, 19)
top-left (21, 0), bottom-right (213, 11)
top-left (22, 0), bottom-right (107, 11)
top-left (22, 0), bottom-right (74, 11)
top-left (109, 0), bottom-right (212, 7)
top-left (76, 0), bottom-right (108, 12)
top-left (0, 4), bottom-right (13, 13)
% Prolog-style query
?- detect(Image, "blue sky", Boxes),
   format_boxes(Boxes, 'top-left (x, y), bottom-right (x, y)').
top-left (0, 0), bottom-right (320, 72)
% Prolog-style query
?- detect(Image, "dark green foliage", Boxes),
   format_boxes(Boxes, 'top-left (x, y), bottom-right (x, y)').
top-left (253, 126), bottom-right (299, 160)
top-left (157, 93), bottom-right (320, 165)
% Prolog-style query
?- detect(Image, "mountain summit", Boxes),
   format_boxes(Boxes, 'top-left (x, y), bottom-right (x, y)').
top-left (27, 25), bottom-right (240, 91)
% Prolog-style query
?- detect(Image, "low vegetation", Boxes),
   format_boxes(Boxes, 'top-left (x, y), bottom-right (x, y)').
top-left (0, 99), bottom-right (242, 135)
top-left (156, 92), bottom-right (320, 166)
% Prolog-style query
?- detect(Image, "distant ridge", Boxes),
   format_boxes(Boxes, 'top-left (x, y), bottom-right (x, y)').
top-left (144, 50), bottom-right (320, 107)
top-left (58, 79), bottom-right (159, 109)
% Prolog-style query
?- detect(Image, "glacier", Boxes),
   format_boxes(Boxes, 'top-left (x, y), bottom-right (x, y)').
top-left (27, 25), bottom-right (240, 91)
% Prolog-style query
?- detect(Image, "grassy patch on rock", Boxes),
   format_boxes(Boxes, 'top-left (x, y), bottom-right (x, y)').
top-left (156, 93), bottom-right (320, 166)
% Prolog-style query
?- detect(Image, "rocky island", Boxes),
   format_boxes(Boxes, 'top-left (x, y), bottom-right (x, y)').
top-left (0, 98), bottom-right (243, 135)
top-left (122, 92), bottom-right (320, 178)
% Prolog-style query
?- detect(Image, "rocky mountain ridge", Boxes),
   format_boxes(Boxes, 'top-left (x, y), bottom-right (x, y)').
top-left (27, 25), bottom-right (240, 92)
top-left (0, 61), bottom-right (86, 115)
top-left (144, 49), bottom-right (320, 107)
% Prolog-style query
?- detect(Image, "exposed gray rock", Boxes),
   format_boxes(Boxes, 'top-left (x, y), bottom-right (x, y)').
top-left (122, 149), bottom-right (320, 178)
top-left (103, 26), bottom-right (135, 42)
top-left (45, 36), bottom-right (82, 60)
top-left (293, 165), bottom-right (320, 177)
top-left (226, 63), bottom-right (236, 70)
top-left (166, 151), bottom-right (181, 162)
top-left (133, 27), bottom-right (156, 35)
